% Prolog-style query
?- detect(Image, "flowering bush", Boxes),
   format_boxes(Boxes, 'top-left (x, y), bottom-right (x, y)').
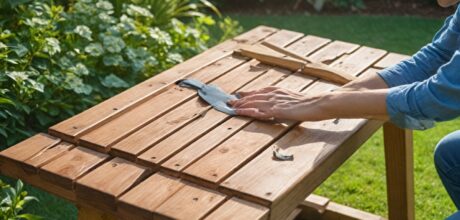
top-left (0, 0), bottom-right (241, 147)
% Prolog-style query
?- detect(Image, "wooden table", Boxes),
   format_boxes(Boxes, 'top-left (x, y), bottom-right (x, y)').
top-left (0, 26), bottom-right (414, 220)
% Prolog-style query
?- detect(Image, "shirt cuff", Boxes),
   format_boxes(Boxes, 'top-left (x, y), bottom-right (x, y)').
top-left (386, 85), bottom-right (435, 130)
top-left (377, 66), bottom-right (406, 88)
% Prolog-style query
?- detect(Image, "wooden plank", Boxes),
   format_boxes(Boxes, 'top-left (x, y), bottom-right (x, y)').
top-left (118, 173), bottom-right (185, 220)
top-left (138, 33), bottom-right (323, 170)
top-left (383, 123), bottom-right (414, 220)
top-left (287, 35), bottom-right (331, 56)
top-left (154, 182), bottom-right (226, 220)
top-left (262, 29), bottom-right (304, 47)
top-left (238, 44), bottom-right (356, 84)
top-left (23, 142), bottom-right (74, 173)
top-left (110, 29), bottom-right (305, 160)
top-left (321, 202), bottom-right (385, 220)
top-left (78, 55), bottom-right (250, 152)
top-left (49, 26), bottom-right (278, 142)
top-left (204, 198), bottom-right (269, 220)
top-left (75, 157), bottom-right (151, 212)
top-left (220, 47), bottom-right (387, 219)
top-left (303, 194), bottom-right (330, 214)
top-left (39, 146), bottom-right (110, 190)
top-left (374, 52), bottom-right (410, 69)
top-left (183, 44), bottom-right (376, 186)
top-left (308, 40), bottom-right (359, 63)
top-left (0, 133), bottom-right (60, 164)
top-left (109, 60), bottom-right (270, 159)
top-left (77, 204), bottom-right (117, 220)
top-left (138, 67), bottom-right (289, 168)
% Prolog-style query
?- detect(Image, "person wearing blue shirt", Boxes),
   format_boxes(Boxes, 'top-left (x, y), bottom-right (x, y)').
top-left (228, 0), bottom-right (460, 218)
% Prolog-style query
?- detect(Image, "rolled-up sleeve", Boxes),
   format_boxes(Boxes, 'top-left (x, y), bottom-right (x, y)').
top-left (386, 50), bottom-right (460, 130)
top-left (378, 13), bottom-right (459, 88)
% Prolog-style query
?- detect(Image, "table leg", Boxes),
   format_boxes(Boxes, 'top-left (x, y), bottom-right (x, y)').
top-left (77, 205), bottom-right (117, 220)
top-left (383, 123), bottom-right (415, 220)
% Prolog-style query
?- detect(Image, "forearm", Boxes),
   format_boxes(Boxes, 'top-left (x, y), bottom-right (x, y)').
top-left (339, 71), bottom-right (389, 91)
top-left (278, 89), bottom-right (389, 121)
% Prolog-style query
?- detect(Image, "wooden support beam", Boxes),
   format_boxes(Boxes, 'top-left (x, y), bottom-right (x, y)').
top-left (383, 123), bottom-right (414, 220)
top-left (77, 205), bottom-right (117, 220)
top-left (236, 44), bottom-right (356, 85)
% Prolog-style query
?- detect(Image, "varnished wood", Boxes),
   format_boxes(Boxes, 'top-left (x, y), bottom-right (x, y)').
top-left (238, 44), bottom-right (357, 84)
top-left (383, 123), bottom-right (414, 220)
top-left (77, 205), bottom-right (117, 220)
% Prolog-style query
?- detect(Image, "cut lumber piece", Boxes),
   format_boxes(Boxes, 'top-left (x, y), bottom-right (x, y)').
top-left (303, 194), bottom-right (330, 214)
top-left (39, 146), bottom-right (110, 190)
top-left (220, 47), bottom-right (387, 220)
top-left (286, 35), bottom-right (331, 57)
top-left (182, 72), bottom-right (315, 184)
top-left (0, 133), bottom-right (60, 180)
top-left (238, 44), bottom-right (356, 84)
top-left (77, 204), bottom-right (117, 220)
top-left (78, 56), bottom-right (249, 152)
top-left (118, 173), bottom-right (185, 220)
top-left (374, 52), bottom-right (410, 69)
top-left (75, 157), bottom-right (151, 212)
top-left (108, 60), bottom-right (270, 159)
top-left (144, 31), bottom-right (330, 170)
top-left (110, 29), bottom-right (305, 160)
top-left (154, 182), bottom-right (226, 220)
top-left (138, 67), bottom-right (290, 168)
top-left (204, 198), bottom-right (269, 220)
top-left (261, 40), bottom-right (316, 63)
top-left (383, 123), bottom-right (414, 220)
top-left (49, 26), bottom-right (278, 143)
top-left (23, 142), bottom-right (74, 173)
top-left (308, 40), bottom-right (359, 63)
top-left (262, 29), bottom-right (304, 47)
top-left (321, 202), bottom-right (385, 220)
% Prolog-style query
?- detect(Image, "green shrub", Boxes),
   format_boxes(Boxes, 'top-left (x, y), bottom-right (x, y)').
top-left (0, 179), bottom-right (41, 220)
top-left (0, 0), bottom-right (241, 147)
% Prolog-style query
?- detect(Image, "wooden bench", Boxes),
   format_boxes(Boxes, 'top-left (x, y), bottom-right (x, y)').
top-left (0, 26), bottom-right (414, 220)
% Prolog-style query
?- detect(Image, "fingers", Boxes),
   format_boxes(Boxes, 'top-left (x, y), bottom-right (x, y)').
top-left (230, 94), bottom-right (271, 107)
top-left (237, 86), bottom-right (279, 98)
top-left (234, 108), bottom-right (273, 120)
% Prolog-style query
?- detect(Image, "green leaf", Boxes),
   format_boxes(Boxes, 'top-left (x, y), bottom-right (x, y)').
top-left (102, 35), bottom-right (125, 53)
top-left (101, 74), bottom-right (129, 88)
top-left (43, 38), bottom-right (61, 56)
top-left (6, 71), bottom-right (28, 82)
top-left (16, 213), bottom-right (43, 220)
top-left (74, 25), bottom-right (93, 41)
top-left (12, 44), bottom-right (28, 57)
top-left (0, 98), bottom-right (15, 106)
top-left (27, 79), bottom-right (44, 93)
top-left (103, 54), bottom-right (124, 66)
top-left (84, 43), bottom-right (104, 56)
top-left (69, 63), bottom-right (89, 76)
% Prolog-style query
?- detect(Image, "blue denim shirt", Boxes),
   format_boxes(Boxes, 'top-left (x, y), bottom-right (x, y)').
top-left (377, 6), bottom-right (460, 130)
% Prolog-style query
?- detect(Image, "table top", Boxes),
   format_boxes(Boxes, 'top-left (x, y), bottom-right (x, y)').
top-left (0, 26), bottom-right (409, 220)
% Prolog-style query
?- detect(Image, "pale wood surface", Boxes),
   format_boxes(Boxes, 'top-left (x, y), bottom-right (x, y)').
top-left (383, 123), bottom-right (415, 220)
top-left (0, 26), bottom-right (411, 220)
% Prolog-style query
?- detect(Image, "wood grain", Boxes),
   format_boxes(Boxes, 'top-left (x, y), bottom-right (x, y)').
top-left (383, 123), bottom-right (414, 220)
top-left (205, 198), bottom-right (269, 220)
top-left (154, 183), bottom-right (226, 220)
top-left (220, 46), bottom-right (387, 219)
top-left (40, 146), bottom-right (110, 190)
top-left (49, 26), bottom-right (278, 143)
top-left (374, 52), bottom-right (410, 69)
top-left (75, 158), bottom-right (151, 211)
top-left (118, 173), bottom-right (185, 220)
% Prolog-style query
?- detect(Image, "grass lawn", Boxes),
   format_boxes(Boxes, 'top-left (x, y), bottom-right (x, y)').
top-left (2, 14), bottom-right (458, 220)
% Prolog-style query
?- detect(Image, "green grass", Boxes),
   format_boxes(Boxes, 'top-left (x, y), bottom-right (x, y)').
top-left (233, 14), bottom-right (458, 219)
top-left (3, 15), bottom-right (458, 219)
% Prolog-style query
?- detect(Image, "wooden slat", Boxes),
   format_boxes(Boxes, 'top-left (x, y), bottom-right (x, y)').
top-left (182, 42), bottom-right (368, 185)
top-left (321, 202), bottom-right (385, 220)
top-left (49, 26), bottom-right (278, 142)
top-left (75, 158), bottom-right (151, 211)
top-left (24, 142), bottom-right (74, 173)
top-left (138, 67), bottom-right (289, 167)
top-left (205, 198), bottom-right (269, 220)
top-left (78, 55), bottom-right (250, 152)
top-left (374, 52), bottom-right (410, 69)
top-left (118, 173), bottom-right (185, 220)
top-left (308, 40), bottom-right (359, 63)
top-left (262, 29), bottom-right (303, 47)
top-left (154, 183), bottom-right (226, 220)
top-left (287, 35), bottom-right (331, 56)
top-left (109, 60), bottom-right (270, 159)
top-left (39, 146), bottom-right (110, 190)
top-left (138, 33), bottom-right (323, 170)
top-left (111, 29), bottom-right (305, 160)
top-left (0, 133), bottom-right (60, 164)
top-left (220, 47), bottom-right (386, 219)
top-left (383, 123), bottom-right (414, 220)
